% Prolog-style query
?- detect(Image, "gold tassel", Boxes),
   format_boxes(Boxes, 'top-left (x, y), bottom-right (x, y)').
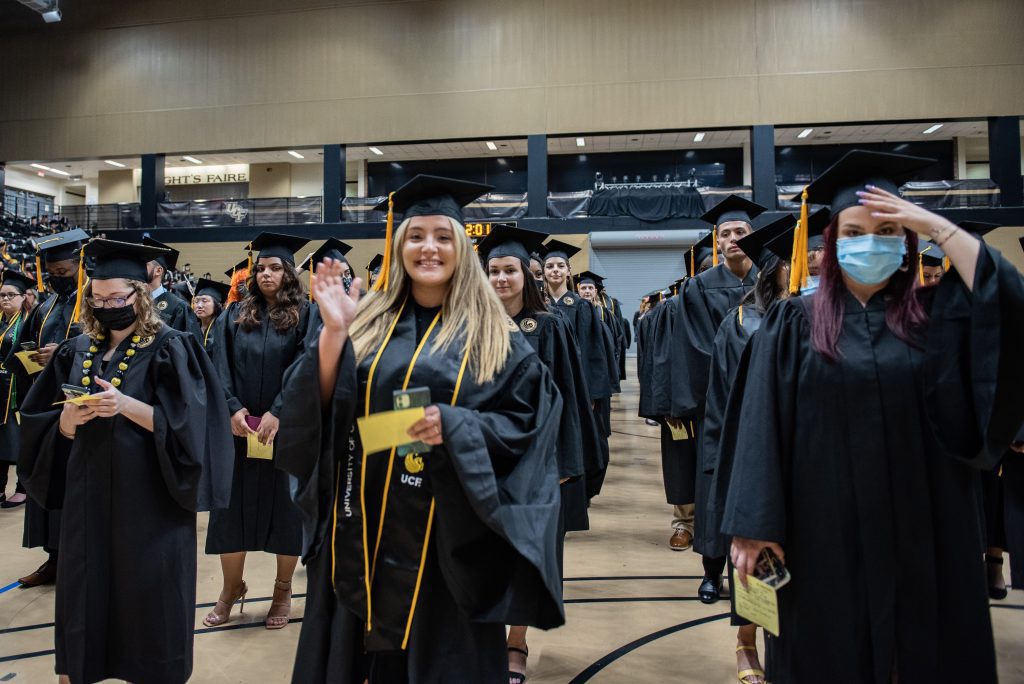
top-left (788, 187), bottom-right (809, 294)
top-left (246, 242), bottom-right (254, 275)
top-left (309, 274), bottom-right (314, 302)
top-left (71, 246), bottom-right (86, 323)
top-left (34, 256), bottom-right (45, 293)
top-left (712, 226), bottom-right (719, 267)
top-left (943, 256), bottom-right (950, 271)
top-left (373, 192), bottom-right (396, 293)
top-left (689, 246), bottom-right (695, 278)
top-left (918, 253), bottom-right (925, 286)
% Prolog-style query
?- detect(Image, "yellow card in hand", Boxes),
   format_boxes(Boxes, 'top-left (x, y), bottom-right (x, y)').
top-left (356, 407), bottom-right (426, 454)
top-left (668, 421), bottom-right (690, 441)
top-left (52, 394), bottom-right (102, 407)
top-left (732, 568), bottom-right (781, 636)
top-left (15, 351), bottom-right (44, 375)
top-left (246, 433), bottom-right (274, 460)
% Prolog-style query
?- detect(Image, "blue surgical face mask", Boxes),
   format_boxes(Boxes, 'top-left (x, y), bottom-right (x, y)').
top-left (836, 235), bottom-right (906, 285)
top-left (801, 275), bottom-right (820, 295)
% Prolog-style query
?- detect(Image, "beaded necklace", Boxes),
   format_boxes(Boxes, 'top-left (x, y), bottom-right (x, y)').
top-left (80, 333), bottom-right (142, 390)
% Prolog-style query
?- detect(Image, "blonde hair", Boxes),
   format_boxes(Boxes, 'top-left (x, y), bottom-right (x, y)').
top-left (350, 216), bottom-right (511, 384)
top-left (79, 279), bottom-right (163, 339)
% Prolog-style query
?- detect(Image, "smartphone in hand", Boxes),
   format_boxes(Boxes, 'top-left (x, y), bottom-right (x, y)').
top-left (754, 547), bottom-right (791, 589)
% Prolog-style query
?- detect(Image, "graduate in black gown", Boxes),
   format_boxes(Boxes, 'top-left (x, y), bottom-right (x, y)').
top-left (275, 175), bottom-right (563, 683)
top-left (723, 151), bottom-right (1024, 684)
top-left (141, 236), bottom-right (203, 337)
top-left (204, 232), bottom-right (313, 631)
top-left (542, 241), bottom-right (619, 500)
top-left (0, 270), bottom-right (33, 508)
top-left (12, 228), bottom-right (90, 588)
top-left (667, 197), bottom-right (764, 575)
top-left (481, 224), bottom-right (598, 684)
top-left (18, 238), bottom-right (232, 684)
top-left (301, 238), bottom-right (356, 308)
top-left (192, 278), bottom-right (229, 355)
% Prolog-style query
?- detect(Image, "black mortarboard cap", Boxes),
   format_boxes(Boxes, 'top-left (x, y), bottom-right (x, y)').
top-left (1, 270), bottom-right (36, 293)
top-left (700, 195), bottom-right (767, 227)
top-left (367, 254), bottom-right (384, 275)
top-left (248, 232), bottom-right (310, 265)
top-left (478, 225), bottom-right (548, 266)
top-left (917, 240), bottom-right (947, 267)
top-left (373, 174), bottom-right (493, 223)
top-left (224, 258), bottom-right (249, 279)
top-left (800, 150), bottom-right (934, 216)
top-left (737, 214), bottom-right (797, 269)
top-left (32, 228), bottom-right (90, 262)
top-left (298, 238), bottom-right (354, 272)
top-left (575, 270), bottom-right (605, 288)
top-left (142, 236), bottom-right (179, 271)
top-left (195, 278), bottom-right (231, 303)
top-left (765, 208), bottom-right (831, 261)
top-left (956, 220), bottom-right (999, 237)
top-left (542, 239), bottom-right (582, 262)
top-left (85, 238), bottom-right (171, 281)
top-left (685, 231), bottom-right (716, 277)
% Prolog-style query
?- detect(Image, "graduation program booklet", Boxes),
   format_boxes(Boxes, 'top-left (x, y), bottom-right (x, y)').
top-left (244, 415), bottom-right (274, 459)
top-left (15, 350), bottom-right (44, 375)
top-left (357, 407), bottom-right (426, 455)
top-left (732, 569), bottom-right (781, 636)
top-left (667, 420), bottom-right (691, 441)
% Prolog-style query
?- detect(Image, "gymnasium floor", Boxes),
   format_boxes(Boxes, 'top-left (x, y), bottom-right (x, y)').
top-left (0, 362), bottom-right (1021, 682)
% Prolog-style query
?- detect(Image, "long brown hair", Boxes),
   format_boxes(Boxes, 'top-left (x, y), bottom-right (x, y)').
top-left (235, 259), bottom-right (305, 332)
top-left (79, 280), bottom-right (163, 339)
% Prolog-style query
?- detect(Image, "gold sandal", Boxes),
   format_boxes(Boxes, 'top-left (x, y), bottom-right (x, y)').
top-left (736, 644), bottom-right (766, 684)
top-left (265, 578), bottom-right (292, 630)
top-left (202, 580), bottom-right (248, 627)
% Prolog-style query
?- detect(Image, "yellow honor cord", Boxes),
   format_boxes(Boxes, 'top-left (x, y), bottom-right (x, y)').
top-left (373, 192), bottom-right (396, 293)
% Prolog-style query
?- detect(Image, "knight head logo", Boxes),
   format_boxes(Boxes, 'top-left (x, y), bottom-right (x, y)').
top-left (404, 453), bottom-right (424, 474)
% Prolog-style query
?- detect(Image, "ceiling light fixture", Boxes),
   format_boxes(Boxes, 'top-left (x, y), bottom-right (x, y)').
top-left (287, 150), bottom-right (304, 159)
top-left (183, 156), bottom-right (203, 164)
top-left (797, 128), bottom-right (814, 139)
top-left (923, 124), bottom-right (944, 135)
top-left (576, 137), bottom-right (585, 147)
top-left (486, 141), bottom-right (498, 151)
top-left (693, 132), bottom-right (706, 142)
top-left (30, 163), bottom-right (69, 176)
top-left (104, 159), bottom-right (127, 168)
top-left (369, 147), bottom-right (384, 156)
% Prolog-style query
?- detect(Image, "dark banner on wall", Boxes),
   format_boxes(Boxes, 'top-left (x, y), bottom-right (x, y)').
top-left (589, 186), bottom-right (706, 221)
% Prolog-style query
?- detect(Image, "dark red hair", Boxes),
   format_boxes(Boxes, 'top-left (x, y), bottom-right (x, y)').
top-left (810, 218), bottom-right (928, 362)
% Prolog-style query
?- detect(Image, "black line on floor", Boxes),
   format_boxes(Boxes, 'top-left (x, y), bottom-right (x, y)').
top-left (564, 575), bottom-right (702, 582)
top-left (0, 648), bottom-right (53, 664)
top-left (568, 612), bottom-right (731, 683)
top-left (564, 596), bottom-right (705, 604)
top-left (991, 603), bottom-right (1024, 611)
top-left (0, 622), bottom-right (54, 635)
top-left (610, 430), bottom-right (659, 440)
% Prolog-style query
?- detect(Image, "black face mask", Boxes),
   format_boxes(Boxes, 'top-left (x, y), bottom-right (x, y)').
top-left (47, 275), bottom-right (77, 296)
top-left (342, 276), bottom-right (353, 294)
top-left (535, 278), bottom-right (545, 293)
top-left (92, 304), bottom-right (137, 331)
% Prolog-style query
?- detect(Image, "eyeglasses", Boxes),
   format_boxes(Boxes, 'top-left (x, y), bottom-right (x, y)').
top-left (86, 292), bottom-right (136, 309)
top-left (0, 293), bottom-right (24, 300)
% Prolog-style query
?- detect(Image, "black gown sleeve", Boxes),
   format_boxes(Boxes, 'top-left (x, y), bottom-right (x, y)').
top-left (701, 309), bottom-right (742, 476)
top-left (720, 300), bottom-right (804, 544)
top-left (432, 354), bottom-right (564, 629)
top-left (671, 277), bottom-right (716, 417)
top-left (212, 305), bottom-right (244, 416)
top-left (269, 304), bottom-right (311, 418)
top-left (924, 243), bottom-right (1024, 468)
top-left (150, 333), bottom-right (234, 512)
top-left (538, 316), bottom-right (589, 481)
top-left (16, 339), bottom-right (76, 510)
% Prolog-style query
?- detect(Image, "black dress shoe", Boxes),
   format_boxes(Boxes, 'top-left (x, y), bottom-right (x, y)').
top-left (18, 560), bottom-right (57, 588)
top-left (698, 575), bottom-right (722, 604)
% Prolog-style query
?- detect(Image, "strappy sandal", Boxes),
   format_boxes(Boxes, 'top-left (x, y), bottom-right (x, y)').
top-left (736, 644), bottom-right (765, 684)
top-left (986, 554), bottom-right (1008, 600)
top-left (508, 646), bottom-right (529, 684)
top-left (202, 580), bottom-right (248, 627)
top-left (266, 578), bottom-right (292, 630)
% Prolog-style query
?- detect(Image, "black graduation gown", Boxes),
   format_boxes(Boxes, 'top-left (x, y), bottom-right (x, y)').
top-left (1001, 424), bottom-right (1024, 589)
top-left (722, 245), bottom-right (1024, 684)
top-left (695, 305), bottom-right (761, 559)
top-left (669, 263), bottom-right (758, 419)
top-left (549, 291), bottom-right (618, 499)
top-left (275, 302), bottom-right (564, 683)
top-left (0, 312), bottom-right (25, 464)
top-left (17, 325), bottom-right (233, 684)
top-left (205, 301), bottom-right (311, 556)
top-left (635, 309), bottom-right (656, 416)
top-left (14, 292), bottom-right (78, 552)
top-left (154, 290), bottom-right (202, 338)
top-left (513, 309), bottom-right (595, 534)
